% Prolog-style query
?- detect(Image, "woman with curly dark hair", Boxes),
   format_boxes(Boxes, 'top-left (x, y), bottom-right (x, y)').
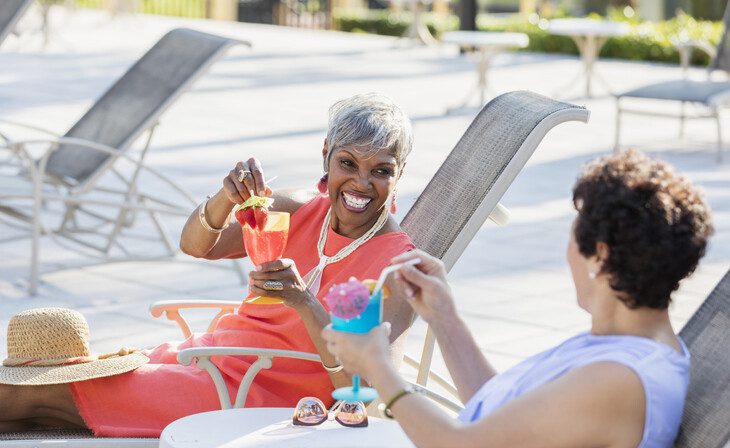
top-left (323, 150), bottom-right (714, 448)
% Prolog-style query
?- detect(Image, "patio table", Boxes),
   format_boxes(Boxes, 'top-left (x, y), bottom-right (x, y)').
top-left (441, 31), bottom-right (529, 112)
top-left (159, 407), bottom-right (415, 447)
top-left (547, 18), bottom-right (630, 97)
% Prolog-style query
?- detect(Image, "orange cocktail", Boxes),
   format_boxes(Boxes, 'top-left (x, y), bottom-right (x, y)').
top-left (242, 211), bottom-right (290, 304)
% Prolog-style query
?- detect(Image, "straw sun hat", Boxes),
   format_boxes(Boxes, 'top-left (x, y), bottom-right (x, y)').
top-left (0, 308), bottom-right (149, 385)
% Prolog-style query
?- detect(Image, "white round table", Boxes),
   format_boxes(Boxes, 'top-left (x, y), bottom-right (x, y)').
top-left (441, 31), bottom-right (529, 111)
top-left (159, 408), bottom-right (415, 447)
top-left (548, 18), bottom-right (630, 97)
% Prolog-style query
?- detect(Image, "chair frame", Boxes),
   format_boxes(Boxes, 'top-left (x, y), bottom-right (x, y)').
top-left (0, 28), bottom-right (250, 295)
top-left (0, 0), bottom-right (32, 47)
top-left (614, 5), bottom-right (730, 162)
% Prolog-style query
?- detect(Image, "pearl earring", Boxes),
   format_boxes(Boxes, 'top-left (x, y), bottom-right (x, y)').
top-left (588, 271), bottom-right (597, 280)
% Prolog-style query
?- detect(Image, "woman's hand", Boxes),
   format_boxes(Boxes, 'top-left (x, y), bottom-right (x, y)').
top-left (322, 323), bottom-right (393, 381)
top-left (390, 249), bottom-right (457, 327)
top-left (222, 158), bottom-right (273, 204)
top-left (249, 259), bottom-right (314, 310)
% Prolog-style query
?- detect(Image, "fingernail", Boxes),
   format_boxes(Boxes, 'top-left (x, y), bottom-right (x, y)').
top-left (393, 272), bottom-right (400, 280)
top-left (255, 265), bottom-right (262, 271)
top-left (404, 287), bottom-right (413, 297)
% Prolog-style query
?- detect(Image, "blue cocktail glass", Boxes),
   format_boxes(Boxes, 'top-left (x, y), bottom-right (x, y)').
top-left (329, 288), bottom-right (383, 402)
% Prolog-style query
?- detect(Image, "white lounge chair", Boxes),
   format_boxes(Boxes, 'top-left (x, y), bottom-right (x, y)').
top-left (0, 28), bottom-right (249, 296)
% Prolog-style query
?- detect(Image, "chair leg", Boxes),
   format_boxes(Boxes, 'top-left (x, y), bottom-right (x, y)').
top-left (715, 108), bottom-right (723, 163)
top-left (614, 98), bottom-right (622, 153)
top-left (679, 101), bottom-right (686, 139)
top-left (30, 182), bottom-right (42, 296)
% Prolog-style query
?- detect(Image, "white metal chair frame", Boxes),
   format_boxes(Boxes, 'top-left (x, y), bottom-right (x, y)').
top-left (0, 29), bottom-right (250, 295)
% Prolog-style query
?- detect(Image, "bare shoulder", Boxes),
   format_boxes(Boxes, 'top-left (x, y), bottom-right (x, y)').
top-left (270, 188), bottom-right (318, 215)
top-left (467, 361), bottom-right (646, 448)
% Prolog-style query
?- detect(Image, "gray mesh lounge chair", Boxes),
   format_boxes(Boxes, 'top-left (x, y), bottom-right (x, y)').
top-left (0, 28), bottom-right (248, 295)
top-left (614, 2), bottom-right (730, 162)
top-left (0, 91), bottom-right (589, 446)
top-left (0, 0), bottom-right (32, 47)
top-left (675, 269), bottom-right (730, 448)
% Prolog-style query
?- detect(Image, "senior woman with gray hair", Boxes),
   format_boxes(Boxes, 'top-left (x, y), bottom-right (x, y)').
top-left (0, 94), bottom-right (416, 437)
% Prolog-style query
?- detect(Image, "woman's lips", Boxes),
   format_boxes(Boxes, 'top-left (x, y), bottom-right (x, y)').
top-left (341, 192), bottom-right (372, 213)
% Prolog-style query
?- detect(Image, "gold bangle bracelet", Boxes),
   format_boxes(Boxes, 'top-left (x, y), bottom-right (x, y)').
top-left (198, 196), bottom-right (231, 234)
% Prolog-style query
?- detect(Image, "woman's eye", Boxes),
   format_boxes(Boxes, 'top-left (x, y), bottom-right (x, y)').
top-left (375, 168), bottom-right (393, 176)
top-left (340, 159), bottom-right (355, 168)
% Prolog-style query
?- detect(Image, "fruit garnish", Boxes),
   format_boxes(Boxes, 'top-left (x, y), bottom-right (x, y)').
top-left (253, 207), bottom-right (269, 230)
top-left (362, 279), bottom-right (390, 299)
top-left (233, 196), bottom-right (274, 230)
top-left (325, 278), bottom-right (371, 320)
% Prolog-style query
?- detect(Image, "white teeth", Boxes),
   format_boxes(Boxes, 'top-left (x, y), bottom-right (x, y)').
top-left (343, 192), bottom-right (371, 210)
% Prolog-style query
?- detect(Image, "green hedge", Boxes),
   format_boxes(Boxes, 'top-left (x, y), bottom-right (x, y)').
top-left (334, 10), bottom-right (724, 66)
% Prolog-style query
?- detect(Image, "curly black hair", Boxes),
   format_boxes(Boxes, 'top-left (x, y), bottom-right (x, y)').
top-left (572, 150), bottom-right (713, 309)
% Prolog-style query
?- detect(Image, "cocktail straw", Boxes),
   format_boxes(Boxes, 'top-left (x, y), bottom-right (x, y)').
top-left (374, 258), bottom-right (421, 294)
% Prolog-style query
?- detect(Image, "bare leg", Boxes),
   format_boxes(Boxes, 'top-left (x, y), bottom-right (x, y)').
top-left (0, 384), bottom-right (86, 432)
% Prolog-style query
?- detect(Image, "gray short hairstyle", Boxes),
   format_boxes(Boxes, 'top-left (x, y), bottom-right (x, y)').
top-left (324, 93), bottom-right (413, 171)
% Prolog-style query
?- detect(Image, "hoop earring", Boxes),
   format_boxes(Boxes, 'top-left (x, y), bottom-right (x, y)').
top-left (390, 192), bottom-right (397, 214)
top-left (317, 173), bottom-right (328, 194)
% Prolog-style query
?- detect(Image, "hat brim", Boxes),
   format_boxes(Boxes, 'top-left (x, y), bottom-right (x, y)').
top-left (0, 352), bottom-right (149, 385)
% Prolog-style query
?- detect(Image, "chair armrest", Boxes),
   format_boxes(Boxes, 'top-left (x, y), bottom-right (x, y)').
top-left (409, 382), bottom-right (464, 413)
top-left (149, 300), bottom-right (241, 338)
top-left (673, 40), bottom-right (717, 73)
top-left (177, 347), bottom-right (321, 410)
top-left (10, 137), bottom-right (197, 205)
top-left (402, 354), bottom-right (459, 399)
top-left (0, 118), bottom-right (62, 139)
top-left (488, 202), bottom-right (510, 226)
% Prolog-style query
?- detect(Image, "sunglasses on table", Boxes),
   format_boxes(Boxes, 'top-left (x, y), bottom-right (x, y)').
top-left (292, 397), bottom-right (368, 428)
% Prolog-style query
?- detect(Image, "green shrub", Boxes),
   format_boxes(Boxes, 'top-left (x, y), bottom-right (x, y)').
top-left (333, 10), bottom-right (724, 66)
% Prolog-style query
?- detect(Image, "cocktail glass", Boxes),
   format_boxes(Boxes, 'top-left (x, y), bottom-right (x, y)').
top-left (330, 287), bottom-right (384, 402)
top-left (242, 211), bottom-right (290, 305)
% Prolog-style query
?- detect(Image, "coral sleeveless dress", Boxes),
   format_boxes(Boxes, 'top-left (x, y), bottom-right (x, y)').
top-left (70, 195), bottom-right (415, 437)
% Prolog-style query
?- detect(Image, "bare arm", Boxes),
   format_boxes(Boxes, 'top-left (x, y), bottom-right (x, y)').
top-left (179, 158), bottom-right (313, 260)
top-left (377, 361), bottom-right (645, 448)
top-left (392, 250), bottom-right (497, 402)
top-left (322, 325), bottom-right (646, 448)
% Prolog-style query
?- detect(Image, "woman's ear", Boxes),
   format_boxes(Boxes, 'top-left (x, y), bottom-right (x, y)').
top-left (322, 139), bottom-right (329, 172)
top-left (592, 242), bottom-right (610, 274)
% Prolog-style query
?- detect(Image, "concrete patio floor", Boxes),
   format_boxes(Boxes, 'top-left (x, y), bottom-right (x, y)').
top-left (1, 6), bottom-right (729, 388)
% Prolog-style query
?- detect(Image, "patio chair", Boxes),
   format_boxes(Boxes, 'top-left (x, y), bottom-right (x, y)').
top-left (0, 0), bottom-right (32, 47)
top-left (675, 269), bottom-right (730, 448)
top-left (614, 2), bottom-right (730, 162)
top-left (0, 28), bottom-right (249, 296)
top-left (0, 91), bottom-right (590, 446)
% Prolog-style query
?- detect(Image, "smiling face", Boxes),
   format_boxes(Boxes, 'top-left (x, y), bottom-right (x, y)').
top-left (325, 146), bottom-right (400, 237)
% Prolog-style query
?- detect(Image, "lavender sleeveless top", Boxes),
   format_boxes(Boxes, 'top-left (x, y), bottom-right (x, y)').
top-left (459, 332), bottom-right (690, 448)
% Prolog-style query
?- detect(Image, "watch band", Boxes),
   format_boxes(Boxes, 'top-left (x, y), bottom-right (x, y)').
top-left (379, 384), bottom-right (416, 419)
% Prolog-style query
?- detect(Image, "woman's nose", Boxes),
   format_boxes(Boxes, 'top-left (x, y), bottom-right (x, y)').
top-left (353, 170), bottom-right (371, 189)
